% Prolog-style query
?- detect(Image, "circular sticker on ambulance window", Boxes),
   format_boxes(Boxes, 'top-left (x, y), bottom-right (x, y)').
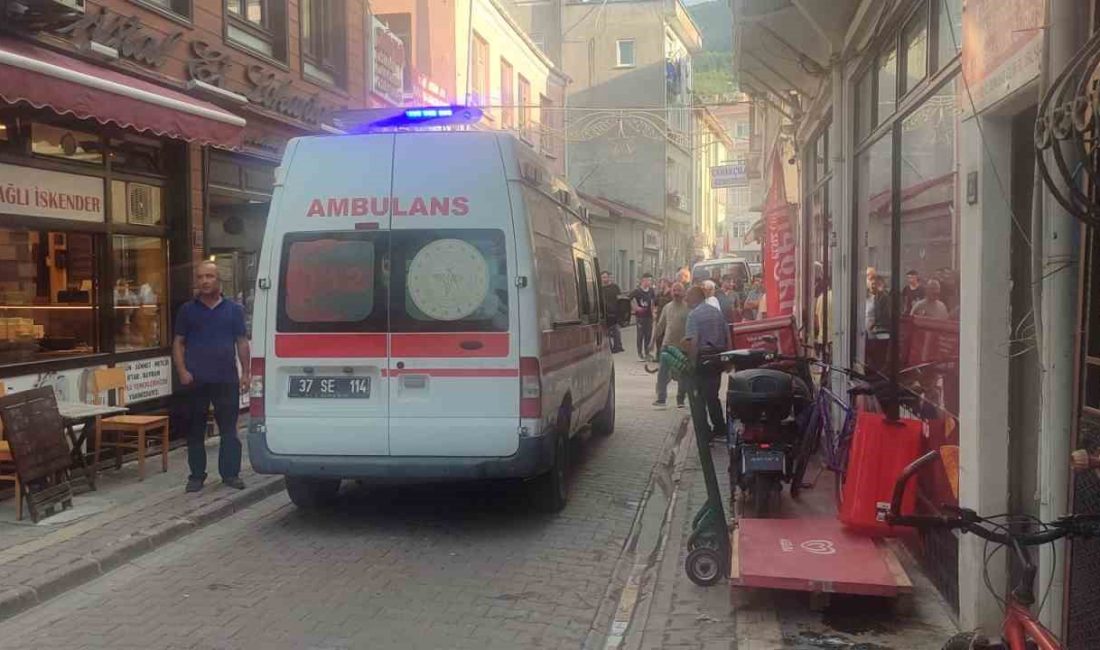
top-left (407, 239), bottom-right (490, 321)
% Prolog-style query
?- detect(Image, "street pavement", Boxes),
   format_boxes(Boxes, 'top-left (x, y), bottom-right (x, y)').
top-left (0, 332), bottom-right (959, 649)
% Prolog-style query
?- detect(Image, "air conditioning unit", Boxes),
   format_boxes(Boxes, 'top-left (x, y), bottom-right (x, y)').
top-left (127, 183), bottom-right (162, 226)
top-left (4, 0), bottom-right (84, 31)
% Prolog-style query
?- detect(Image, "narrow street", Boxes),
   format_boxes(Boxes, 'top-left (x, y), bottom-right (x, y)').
top-left (0, 347), bottom-right (959, 650)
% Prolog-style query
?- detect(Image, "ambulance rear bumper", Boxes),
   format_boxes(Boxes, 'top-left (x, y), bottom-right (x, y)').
top-left (247, 427), bottom-right (555, 483)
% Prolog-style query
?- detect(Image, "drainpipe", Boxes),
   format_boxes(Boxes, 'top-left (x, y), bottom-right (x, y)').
top-left (1037, 0), bottom-right (1083, 633)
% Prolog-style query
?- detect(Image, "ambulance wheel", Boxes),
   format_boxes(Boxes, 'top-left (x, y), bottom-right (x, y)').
top-left (531, 431), bottom-right (568, 513)
top-left (592, 375), bottom-right (616, 435)
top-left (685, 547), bottom-right (723, 587)
top-left (285, 477), bottom-right (340, 509)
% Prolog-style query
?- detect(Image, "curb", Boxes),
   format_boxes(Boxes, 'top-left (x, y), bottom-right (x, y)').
top-left (0, 475), bottom-right (285, 623)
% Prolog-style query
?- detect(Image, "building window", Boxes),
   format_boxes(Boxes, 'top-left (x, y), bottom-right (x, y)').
top-left (139, 0), bottom-right (190, 19)
top-left (539, 95), bottom-right (555, 157)
top-left (616, 39), bottom-right (635, 68)
top-left (500, 59), bottom-right (515, 129)
top-left (226, 0), bottom-right (286, 60)
top-left (735, 121), bottom-right (751, 139)
top-left (31, 124), bottom-right (103, 166)
top-left (301, 0), bottom-right (346, 86)
top-left (377, 13), bottom-right (413, 92)
top-left (471, 32), bottom-right (490, 107)
top-left (518, 75), bottom-right (531, 141)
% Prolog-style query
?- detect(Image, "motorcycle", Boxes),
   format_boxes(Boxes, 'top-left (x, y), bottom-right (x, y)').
top-left (711, 346), bottom-right (812, 517)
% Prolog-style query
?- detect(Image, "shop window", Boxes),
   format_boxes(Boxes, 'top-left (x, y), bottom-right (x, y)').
top-left (0, 228), bottom-right (98, 365)
top-left (902, 6), bottom-right (928, 94)
top-left (226, 0), bottom-right (286, 60)
top-left (854, 133), bottom-right (894, 375)
top-left (112, 236), bottom-right (167, 352)
top-left (936, 0), bottom-right (963, 69)
top-left (31, 124), bottom-right (103, 166)
top-left (1084, 230), bottom-right (1100, 414)
top-left (301, 0), bottom-right (346, 87)
top-left (501, 59), bottom-right (515, 129)
top-left (471, 33), bottom-right (490, 108)
top-left (876, 48), bottom-right (897, 125)
top-left (110, 181), bottom-right (164, 227)
top-left (856, 69), bottom-right (873, 142)
top-left (899, 78), bottom-right (960, 414)
top-left (108, 137), bottom-right (164, 175)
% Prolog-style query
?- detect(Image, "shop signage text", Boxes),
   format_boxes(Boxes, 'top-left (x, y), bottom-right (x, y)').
top-left (306, 196), bottom-right (470, 218)
top-left (246, 66), bottom-right (333, 125)
top-left (710, 161), bottom-right (748, 188)
top-left (371, 17), bottom-right (406, 106)
top-left (0, 163), bottom-right (105, 223)
top-left (57, 8), bottom-right (182, 68)
top-left (123, 356), bottom-right (172, 403)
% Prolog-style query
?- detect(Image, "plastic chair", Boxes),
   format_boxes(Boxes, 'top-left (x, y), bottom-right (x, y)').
top-left (91, 368), bottom-right (170, 481)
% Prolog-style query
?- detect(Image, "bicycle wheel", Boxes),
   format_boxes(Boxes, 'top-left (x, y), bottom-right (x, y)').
top-left (790, 403), bottom-right (822, 499)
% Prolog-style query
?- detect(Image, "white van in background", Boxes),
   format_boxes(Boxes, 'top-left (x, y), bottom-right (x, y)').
top-left (248, 130), bottom-right (615, 512)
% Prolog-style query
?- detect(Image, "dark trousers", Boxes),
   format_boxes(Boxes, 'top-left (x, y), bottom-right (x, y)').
top-left (185, 382), bottom-right (242, 481)
top-left (608, 323), bottom-right (623, 352)
top-left (697, 367), bottom-right (726, 435)
top-left (656, 359), bottom-right (686, 404)
top-left (636, 317), bottom-right (653, 358)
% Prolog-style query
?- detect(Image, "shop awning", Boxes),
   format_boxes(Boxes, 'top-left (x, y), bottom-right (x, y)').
top-left (578, 192), bottom-right (662, 226)
top-left (0, 36), bottom-right (245, 148)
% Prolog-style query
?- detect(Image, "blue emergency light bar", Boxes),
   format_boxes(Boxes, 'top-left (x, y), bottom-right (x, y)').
top-left (332, 105), bottom-right (484, 132)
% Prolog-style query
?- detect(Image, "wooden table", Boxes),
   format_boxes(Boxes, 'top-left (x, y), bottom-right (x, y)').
top-left (55, 402), bottom-right (128, 490)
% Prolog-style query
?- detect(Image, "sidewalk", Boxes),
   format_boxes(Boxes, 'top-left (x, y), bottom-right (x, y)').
top-left (636, 438), bottom-right (960, 649)
top-left (0, 431), bottom-right (283, 622)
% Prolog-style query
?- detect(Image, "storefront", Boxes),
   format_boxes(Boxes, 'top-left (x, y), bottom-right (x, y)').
top-left (0, 34), bottom-right (244, 409)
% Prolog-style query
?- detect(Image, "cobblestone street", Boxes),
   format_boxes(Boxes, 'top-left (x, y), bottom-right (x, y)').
top-left (0, 345), bottom-right (958, 649)
top-left (0, 350), bottom-right (686, 650)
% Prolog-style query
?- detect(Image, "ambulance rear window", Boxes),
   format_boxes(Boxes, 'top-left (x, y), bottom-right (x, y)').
top-left (390, 229), bottom-right (508, 332)
top-left (277, 232), bottom-right (387, 332)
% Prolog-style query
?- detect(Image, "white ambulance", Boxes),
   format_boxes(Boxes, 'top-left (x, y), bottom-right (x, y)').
top-left (248, 128), bottom-right (615, 512)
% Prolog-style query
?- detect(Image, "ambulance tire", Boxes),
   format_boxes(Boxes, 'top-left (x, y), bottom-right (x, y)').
top-left (591, 374), bottom-right (616, 436)
top-left (285, 477), bottom-right (341, 509)
top-left (531, 430), bottom-right (569, 513)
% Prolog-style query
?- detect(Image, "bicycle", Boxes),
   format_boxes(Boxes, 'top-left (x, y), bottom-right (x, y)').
top-left (793, 359), bottom-right (957, 506)
top-left (887, 449), bottom-right (1100, 650)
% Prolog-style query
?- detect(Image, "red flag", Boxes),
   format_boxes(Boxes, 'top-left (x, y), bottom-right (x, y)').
top-left (762, 153), bottom-right (796, 316)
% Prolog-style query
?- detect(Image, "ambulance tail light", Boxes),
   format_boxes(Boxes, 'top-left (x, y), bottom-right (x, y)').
top-left (520, 357), bottom-right (542, 419)
top-left (249, 358), bottom-right (265, 419)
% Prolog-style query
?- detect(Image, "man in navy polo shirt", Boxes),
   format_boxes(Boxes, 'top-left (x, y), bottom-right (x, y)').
top-left (174, 261), bottom-right (251, 493)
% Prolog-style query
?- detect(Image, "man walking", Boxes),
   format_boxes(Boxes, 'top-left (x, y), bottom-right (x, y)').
top-left (653, 281), bottom-right (689, 409)
top-left (682, 286), bottom-right (730, 436)
top-left (630, 273), bottom-right (656, 361)
top-left (600, 271), bottom-right (624, 353)
top-left (174, 261), bottom-right (250, 493)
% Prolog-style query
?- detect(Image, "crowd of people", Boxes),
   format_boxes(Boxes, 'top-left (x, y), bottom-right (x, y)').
top-left (600, 268), bottom-right (771, 428)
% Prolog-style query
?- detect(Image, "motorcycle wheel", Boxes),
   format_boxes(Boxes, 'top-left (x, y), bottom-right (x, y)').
top-left (752, 473), bottom-right (774, 517)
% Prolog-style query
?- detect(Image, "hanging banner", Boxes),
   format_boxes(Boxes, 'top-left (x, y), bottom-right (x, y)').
top-left (762, 153), bottom-right (796, 316)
